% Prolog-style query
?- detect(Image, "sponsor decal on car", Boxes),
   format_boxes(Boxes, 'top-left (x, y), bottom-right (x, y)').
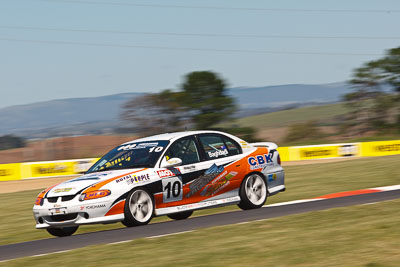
top-left (67, 173), bottom-right (109, 183)
top-left (157, 168), bottom-right (181, 178)
top-left (240, 141), bottom-right (250, 148)
top-left (201, 171), bottom-right (238, 196)
top-left (116, 173), bottom-right (150, 184)
top-left (208, 148), bottom-right (229, 158)
top-left (80, 204), bottom-right (106, 210)
top-left (248, 153), bottom-right (273, 170)
top-left (186, 164), bottom-right (224, 198)
top-left (175, 196), bottom-right (240, 211)
top-left (117, 142), bottom-right (160, 151)
top-left (182, 165), bottom-right (196, 171)
top-left (267, 173), bottom-right (277, 182)
top-left (53, 187), bottom-right (74, 193)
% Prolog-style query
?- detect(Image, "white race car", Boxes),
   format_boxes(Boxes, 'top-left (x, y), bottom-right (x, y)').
top-left (33, 131), bottom-right (285, 236)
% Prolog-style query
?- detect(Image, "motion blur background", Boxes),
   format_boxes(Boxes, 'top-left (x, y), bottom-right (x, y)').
top-left (1, 1), bottom-right (400, 266)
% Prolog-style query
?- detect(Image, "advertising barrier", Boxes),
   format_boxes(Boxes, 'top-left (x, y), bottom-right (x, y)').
top-left (276, 147), bottom-right (289, 162)
top-left (18, 158), bottom-right (98, 180)
top-left (0, 163), bottom-right (22, 181)
top-left (290, 143), bottom-right (360, 161)
top-left (0, 140), bottom-right (399, 181)
top-left (360, 140), bottom-right (400, 157)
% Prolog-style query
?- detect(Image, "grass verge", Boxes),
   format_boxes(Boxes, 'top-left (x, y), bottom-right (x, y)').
top-left (232, 103), bottom-right (346, 129)
top-left (2, 198), bottom-right (400, 266)
top-left (0, 155), bottom-right (399, 246)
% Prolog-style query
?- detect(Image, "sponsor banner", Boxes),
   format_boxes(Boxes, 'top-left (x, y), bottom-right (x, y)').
top-left (277, 147), bottom-right (289, 162)
top-left (73, 158), bottom-right (98, 173)
top-left (361, 140), bottom-right (400, 157)
top-left (20, 158), bottom-right (98, 179)
top-left (22, 161), bottom-right (76, 179)
top-left (0, 163), bottom-right (21, 181)
top-left (294, 143), bottom-right (360, 161)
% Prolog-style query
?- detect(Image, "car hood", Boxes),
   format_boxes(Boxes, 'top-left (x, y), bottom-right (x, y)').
top-left (46, 169), bottom-right (147, 197)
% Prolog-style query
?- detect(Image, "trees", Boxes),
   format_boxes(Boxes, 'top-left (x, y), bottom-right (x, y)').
top-left (121, 90), bottom-right (188, 136)
top-left (181, 71), bottom-right (236, 129)
top-left (344, 46), bottom-right (400, 133)
top-left (121, 71), bottom-right (237, 136)
top-left (0, 135), bottom-right (25, 150)
top-left (284, 121), bottom-right (324, 143)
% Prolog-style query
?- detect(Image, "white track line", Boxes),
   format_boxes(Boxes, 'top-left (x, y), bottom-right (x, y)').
top-left (107, 240), bottom-right (133, 245)
top-left (0, 249), bottom-right (75, 263)
top-left (146, 230), bottom-right (194, 239)
top-left (263, 198), bottom-right (323, 208)
top-left (372, 185), bottom-right (400, 191)
top-left (31, 249), bottom-right (73, 258)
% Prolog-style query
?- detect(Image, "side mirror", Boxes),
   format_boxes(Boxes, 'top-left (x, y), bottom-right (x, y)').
top-left (160, 157), bottom-right (182, 168)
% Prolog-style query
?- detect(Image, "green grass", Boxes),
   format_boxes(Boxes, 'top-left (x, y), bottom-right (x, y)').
top-left (231, 103), bottom-right (347, 129)
top-left (0, 155), bottom-right (399, 246)
top-left (2, 198), bottom-right (400, 267)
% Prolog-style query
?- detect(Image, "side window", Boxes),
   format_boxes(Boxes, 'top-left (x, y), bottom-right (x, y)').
top-left (223, 137), bottom-right (241, 155)
top-left (199, 135), bottom-right (230, 160)
top-left (165, 137), bottom-right (200, 165)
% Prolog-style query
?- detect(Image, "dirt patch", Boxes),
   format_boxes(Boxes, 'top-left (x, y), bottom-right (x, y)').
top-left (0, 135), bottom-right (139, 164)
top-left (0, 176), bottom-right (77, 194)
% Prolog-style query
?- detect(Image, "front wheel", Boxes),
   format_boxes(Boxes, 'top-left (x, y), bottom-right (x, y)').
top-left (122, 188), bottom-right (154, 227)
top-left (46, 226), bottom-right (79, 237)
top-left (237, 173), bottom-right (267, 210)
top-left (167, 211), bottom-right (193, 220)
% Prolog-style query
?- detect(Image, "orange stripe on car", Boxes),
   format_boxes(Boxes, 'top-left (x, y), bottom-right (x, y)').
top-left (155, 147), bottom-right (270, 209)
top-left (37, 183), bottom-right (61, 198)
top-left (105, 200), bottom-right (125, 216)
top-left (82, 168), bottom-right (147, 194)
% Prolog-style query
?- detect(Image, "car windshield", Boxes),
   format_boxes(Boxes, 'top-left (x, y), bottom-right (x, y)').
top-left (86, 140), bottom-right (169, 173)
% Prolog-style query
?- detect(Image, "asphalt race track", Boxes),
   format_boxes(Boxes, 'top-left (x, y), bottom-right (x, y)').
top-left (1, 190), bottom-right (399, 262)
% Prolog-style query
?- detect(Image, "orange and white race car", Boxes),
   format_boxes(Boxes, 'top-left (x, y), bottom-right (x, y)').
top-left (33, 131), bottom-right (285, 237)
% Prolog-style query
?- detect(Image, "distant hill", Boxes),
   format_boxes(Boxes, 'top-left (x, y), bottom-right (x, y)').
top-left (0, 93), bottom-right (143, 137)
top-left (229, 82), bottom-right (350, 109)
top-left (0, 82), bottom-right (351, 138)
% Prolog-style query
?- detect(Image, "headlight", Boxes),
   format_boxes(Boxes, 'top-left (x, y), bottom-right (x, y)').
top-left (79, 190), bottom-right (111, 201)
top-left (35, 197), bottom-right (44, 206)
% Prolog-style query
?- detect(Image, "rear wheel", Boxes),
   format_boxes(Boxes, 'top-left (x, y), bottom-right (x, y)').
top-left (167, 211), bottom-right (193, 220)
top-left (46, 226), bottom-right (79, 237)
top-left (122, 188), bottom-right (154, 227)
top-left (237, 173), bottom-right (267, 210)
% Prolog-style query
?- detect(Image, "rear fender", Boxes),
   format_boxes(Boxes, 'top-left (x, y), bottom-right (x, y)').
top-left (250, 142), bottom-right (278, 150)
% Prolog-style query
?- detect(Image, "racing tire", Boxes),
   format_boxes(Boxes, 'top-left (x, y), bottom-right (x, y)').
top-left (167, 211), bottom-right (193, 220)
top-left (122, 188), bottom-right (154, 227)
top-left (46, 226), bottom-right (79, 237)
top-left (237, 173), bottom-right (267, 210)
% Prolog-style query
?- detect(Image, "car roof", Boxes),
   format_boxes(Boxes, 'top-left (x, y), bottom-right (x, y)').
top-left (122, 130), bottom-right (236, 144)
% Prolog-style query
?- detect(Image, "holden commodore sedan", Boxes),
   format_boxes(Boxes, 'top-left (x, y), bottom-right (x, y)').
top-left (33, 130), bottom-right (285, 237)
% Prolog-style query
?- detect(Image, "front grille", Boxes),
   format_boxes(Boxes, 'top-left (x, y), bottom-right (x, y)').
top-left (61, 195), bottom-right (75, 201)
top-left (47, 197), bottom-right (58, 203)
top-left (49, 213), bottom-right (78, 222)
top-left (46, 195), bottom-right (76, 203)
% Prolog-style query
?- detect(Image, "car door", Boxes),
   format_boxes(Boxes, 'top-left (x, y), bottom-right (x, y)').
top-left (193, 133), bottom-right (245, 200)
top-left (158, 134), bottom-right (244, 207)
top-left (159, 136), bottom-right (204, 206)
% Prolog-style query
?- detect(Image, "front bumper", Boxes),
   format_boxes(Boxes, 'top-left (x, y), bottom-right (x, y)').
top-left (33, 199), bottom-right (124, 229)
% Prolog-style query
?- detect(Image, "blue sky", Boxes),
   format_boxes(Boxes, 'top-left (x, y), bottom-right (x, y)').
top-left (1, 0), bottom-right (400, 108)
